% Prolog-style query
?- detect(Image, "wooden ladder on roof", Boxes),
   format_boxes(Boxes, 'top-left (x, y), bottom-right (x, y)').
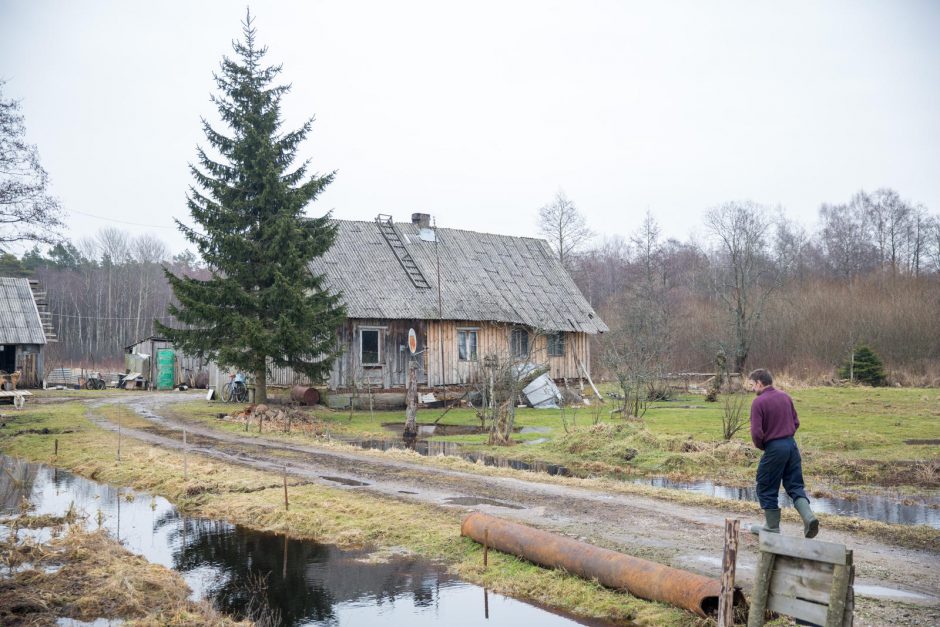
top-left (375, 214), bottom-right (432, 289)
top-left (29, 279), bottom-right (57, 343)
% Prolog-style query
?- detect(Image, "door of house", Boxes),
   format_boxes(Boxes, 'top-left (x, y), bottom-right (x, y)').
top-left (19, 352), bottom-right (37, 387)
top-left (0, 345), bottom-right (15, 373)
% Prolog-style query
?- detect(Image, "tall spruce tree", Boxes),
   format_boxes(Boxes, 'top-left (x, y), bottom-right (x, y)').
top-left (158, 14), bottom-right (346, 403)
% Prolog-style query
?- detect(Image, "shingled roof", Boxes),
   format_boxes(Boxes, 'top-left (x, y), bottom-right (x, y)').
top-left (309, 219), bottom-right (607, 334)
top-left (0, 277), bottom-right (47, 345)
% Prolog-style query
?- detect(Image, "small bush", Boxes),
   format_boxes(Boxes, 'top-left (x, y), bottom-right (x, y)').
top-left (839, 345), bottom-right (886, 387)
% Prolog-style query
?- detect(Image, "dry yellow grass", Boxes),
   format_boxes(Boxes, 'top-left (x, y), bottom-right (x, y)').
top-left (0, 522), bottom-right (247, 626)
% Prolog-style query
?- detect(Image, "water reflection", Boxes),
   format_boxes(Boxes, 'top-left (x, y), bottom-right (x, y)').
top-left (0, 456), bottom-right (613, 626)
top-left (633, 477), bottom-right (940, 528)
top-left (343, 438), bottom-right (573, 476)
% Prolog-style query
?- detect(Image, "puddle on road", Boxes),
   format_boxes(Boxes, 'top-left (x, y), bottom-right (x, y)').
top-left (0, 456), bottom-right (624, 626)
top-left (632, 477), bottom-right (940, 529)
top-left (854, 585), bottom-right (932, 601)
top-left (342, 437), bottom-right (573, 477)
top-left (319, 475), bottom-right (369, 487)
top-left (444, 496), bottom-right (525, 510)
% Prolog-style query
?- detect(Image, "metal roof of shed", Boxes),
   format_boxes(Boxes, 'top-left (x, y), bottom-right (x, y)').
top-left (0, 277), bottom-right (47, 345)
top-left (308, 220), bottom-right (607, 334)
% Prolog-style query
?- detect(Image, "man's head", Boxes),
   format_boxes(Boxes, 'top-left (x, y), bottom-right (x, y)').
top-left (748, 368), bottom-right (773, 394)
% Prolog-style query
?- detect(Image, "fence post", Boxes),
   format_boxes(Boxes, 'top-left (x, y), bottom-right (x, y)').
top-left (718, 518), bottom-right (740, 627)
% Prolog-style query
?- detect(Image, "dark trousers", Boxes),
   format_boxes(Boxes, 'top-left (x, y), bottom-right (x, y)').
top-left (756, 436), bottom-right (809, 510)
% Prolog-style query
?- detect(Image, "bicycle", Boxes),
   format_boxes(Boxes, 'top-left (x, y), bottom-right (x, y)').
top-left (221, 373), bottom-right (249, 403)
top-left (85, 372), bottom-right (106, 390)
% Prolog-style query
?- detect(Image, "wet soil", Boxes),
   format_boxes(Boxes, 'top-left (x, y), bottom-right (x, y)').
top-left (85, 393), bottom-right (940, 627)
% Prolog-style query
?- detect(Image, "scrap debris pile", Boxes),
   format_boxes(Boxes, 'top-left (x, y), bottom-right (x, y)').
top-left (224, 403), bottom-right (325, 435)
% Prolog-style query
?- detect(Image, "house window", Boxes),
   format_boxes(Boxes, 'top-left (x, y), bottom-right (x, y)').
top-left (548, 332), bottom-right (565, 357)
top-left (510, 328), bottom-right (529, 359)
top-left (458, 329), bottom-right (478, 361)
top-left (360, 329), bottom-right (382, 365)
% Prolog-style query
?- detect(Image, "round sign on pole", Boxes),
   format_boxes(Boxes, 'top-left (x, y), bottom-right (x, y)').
top-left (408, 328), bottom-right (417, 354)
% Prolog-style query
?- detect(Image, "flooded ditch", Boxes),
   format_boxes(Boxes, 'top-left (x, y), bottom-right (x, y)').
top-left (0, 456), bottom-right (617, 626)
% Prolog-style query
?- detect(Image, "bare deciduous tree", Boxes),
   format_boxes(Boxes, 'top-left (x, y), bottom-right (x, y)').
top-left (705, 201), bottom-right (782, 374)
top-left (537, 190), bottom-right (593, 268)
top-left (0, 81), bottom-right (64, 245)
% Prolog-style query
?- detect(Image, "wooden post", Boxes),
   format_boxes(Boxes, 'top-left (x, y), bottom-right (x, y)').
top-left (54, 439), bottom-right (58, 457)
top-left (483, 528), bottom-right (489, 568)
top-left (718, 518), bottom-right (740, 627)
top-left (117, 411), bottom-right (121, 462)
top-left (283, 468), bottom-right (289, 511)
top-left (747, 548), bottom-right (776, 627)
top-left (183, 428), bottom-right (188, 481)
top-left (404, 359), bottom-right (418, 439)
top-left (826, 551), bottom-right (853, 627)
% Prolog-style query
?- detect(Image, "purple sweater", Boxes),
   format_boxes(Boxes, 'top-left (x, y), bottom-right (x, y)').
top-left (749, 386), bottom-right (799, 450)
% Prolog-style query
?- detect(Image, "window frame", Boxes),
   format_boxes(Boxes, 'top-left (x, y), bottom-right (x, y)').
top-left (510, 327), bottom-right (529, 359)
top-left (547, 332), bottom-right (565, 357)
top-left (457, 327), bottom-right (479, 362)
top-left (359, 327), bottom-right (383, 366)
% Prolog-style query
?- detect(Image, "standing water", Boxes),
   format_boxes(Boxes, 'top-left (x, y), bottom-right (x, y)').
top-left (0, 456), bottom-right (623, 626)
top-left (632, 476), bottom-right (940, 528)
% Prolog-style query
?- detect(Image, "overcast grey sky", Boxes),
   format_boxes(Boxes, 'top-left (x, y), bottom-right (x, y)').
top-left (2, 0), bottom-right (939, 255)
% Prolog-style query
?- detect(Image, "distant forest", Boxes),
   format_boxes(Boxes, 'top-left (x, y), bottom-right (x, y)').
top-left (6, 187), bottom-right (940, 384)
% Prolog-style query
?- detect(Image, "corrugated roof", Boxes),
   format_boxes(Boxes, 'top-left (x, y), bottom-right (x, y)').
top-left (309, 220), bottom-right (607, 334)
top-left (0, 277), bottom-right (47, 345)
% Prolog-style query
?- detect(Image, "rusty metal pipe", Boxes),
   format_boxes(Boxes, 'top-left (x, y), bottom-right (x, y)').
top-left (461, 512), bottom-right (740, 618)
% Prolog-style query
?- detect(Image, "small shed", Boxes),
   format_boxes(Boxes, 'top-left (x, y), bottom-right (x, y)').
top-left (0, 277), bottom-right (53, 388)
top-left (124, 336), bottom-right (208, 390)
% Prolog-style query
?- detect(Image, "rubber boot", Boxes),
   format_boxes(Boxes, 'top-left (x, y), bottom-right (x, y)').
top-left (762, 508), bottom-right (781, 533)
top-left (794, 497), bottom-right (819, 538)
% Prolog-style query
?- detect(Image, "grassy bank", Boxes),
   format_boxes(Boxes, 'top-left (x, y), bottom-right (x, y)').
top-left (0, 399), bottom-right (698, 626)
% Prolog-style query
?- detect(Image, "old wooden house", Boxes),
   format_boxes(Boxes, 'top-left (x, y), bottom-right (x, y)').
top-left (0, 277), bottom-right (55, 387)
top-left (308, 214), bottom-right (607, 391)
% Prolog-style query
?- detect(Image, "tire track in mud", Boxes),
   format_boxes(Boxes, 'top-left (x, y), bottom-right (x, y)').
top-left (85, 393), bottom-right (940, 625)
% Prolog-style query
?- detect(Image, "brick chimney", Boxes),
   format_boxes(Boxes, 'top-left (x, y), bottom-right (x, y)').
top-left (411, 213), bottom-right (431, 228)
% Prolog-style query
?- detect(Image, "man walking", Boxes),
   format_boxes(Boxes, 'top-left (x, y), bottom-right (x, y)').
top-left (748, 368), bottom-right (819, 538)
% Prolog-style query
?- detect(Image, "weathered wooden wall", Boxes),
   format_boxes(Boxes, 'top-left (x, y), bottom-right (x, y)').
top-left (329, 319), bottom-right (428, 390)
top-left (204, 319), bottom-right (595, 392)
top-left (424, 320), bottom-right (591, 386)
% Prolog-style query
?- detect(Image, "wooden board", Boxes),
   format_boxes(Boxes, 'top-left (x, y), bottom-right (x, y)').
top-left (760, 531), bottom-right (849, 565)
top-left (768, 593), bottom-right (828, 626)
top-left (769, 568), bottom-right (833, 605)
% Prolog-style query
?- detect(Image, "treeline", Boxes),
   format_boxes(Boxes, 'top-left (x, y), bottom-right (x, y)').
top-left (2, 228), bottom-right (207, 368)
top-left (570, 188), bottom-right (940, 385)
top-left (6, 187), bottom-right (940, 384)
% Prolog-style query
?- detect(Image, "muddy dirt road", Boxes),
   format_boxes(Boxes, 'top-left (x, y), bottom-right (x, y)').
top-left (88, 394), bottom-right (939, 626)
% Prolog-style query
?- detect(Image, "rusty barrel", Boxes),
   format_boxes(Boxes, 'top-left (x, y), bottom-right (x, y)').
top-left (461, 512), bottom-right (734, 617)
top-left (290, 385), bottom-right (320, 405)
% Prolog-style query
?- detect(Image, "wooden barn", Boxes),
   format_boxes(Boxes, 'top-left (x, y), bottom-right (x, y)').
top-left (308, 214), bottom-right (607, 391)
top-left (0, 277), bottom-right (55, 388)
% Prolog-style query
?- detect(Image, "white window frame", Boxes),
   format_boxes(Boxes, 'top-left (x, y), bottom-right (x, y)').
top-left (457, 327), bottom-right (479, 362)
top-left (359, 327), bottom-right (384, 366)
